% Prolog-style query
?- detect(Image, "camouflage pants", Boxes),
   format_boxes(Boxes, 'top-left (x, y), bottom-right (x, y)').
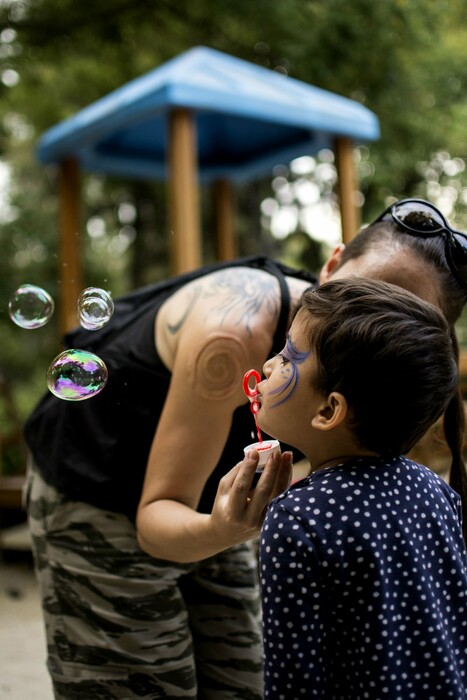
top-left (25, 465), bottom-right (263, 699)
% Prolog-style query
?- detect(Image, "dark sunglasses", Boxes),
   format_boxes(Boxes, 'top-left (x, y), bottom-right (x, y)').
top-left (371, 198), bottom-right (467, 288)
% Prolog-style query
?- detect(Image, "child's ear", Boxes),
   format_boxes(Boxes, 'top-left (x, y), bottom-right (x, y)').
top-left (311, 392), bottom-right (348, 431)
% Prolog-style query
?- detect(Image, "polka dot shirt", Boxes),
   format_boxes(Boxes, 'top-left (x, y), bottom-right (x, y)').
top-left (260, 455), bottom-right (467, 699)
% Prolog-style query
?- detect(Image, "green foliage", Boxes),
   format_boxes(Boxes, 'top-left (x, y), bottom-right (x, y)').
top-left (0, 0), bottom-right (467, 427)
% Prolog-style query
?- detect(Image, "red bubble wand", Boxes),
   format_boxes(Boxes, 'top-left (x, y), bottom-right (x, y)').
top-left (243, 369), bottom-right (263, 444)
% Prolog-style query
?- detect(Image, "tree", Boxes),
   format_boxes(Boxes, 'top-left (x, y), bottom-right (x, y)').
top-left (0, 0), bottom-right (466, 429)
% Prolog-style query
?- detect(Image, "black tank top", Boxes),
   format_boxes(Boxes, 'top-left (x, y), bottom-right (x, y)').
top-left (24, 256), bottom-right (316, 519)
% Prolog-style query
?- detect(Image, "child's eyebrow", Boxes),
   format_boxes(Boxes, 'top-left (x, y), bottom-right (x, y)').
top-left (282, 333), bottom-right (310, 364)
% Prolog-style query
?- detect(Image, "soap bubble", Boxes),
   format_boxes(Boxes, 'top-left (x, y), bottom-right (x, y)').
top-left (47, 349), bottom-right (108, 401)
top-left (8, 284), bottom-right (55, 329)
top-left (77, 287), bottom-right (114, 330)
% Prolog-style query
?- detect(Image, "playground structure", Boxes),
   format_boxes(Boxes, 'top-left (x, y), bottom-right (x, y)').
top-left (36, 46), bottom-right (380, 333)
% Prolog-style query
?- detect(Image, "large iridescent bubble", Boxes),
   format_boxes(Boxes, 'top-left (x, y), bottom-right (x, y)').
top-left (47, 349), bottom-right (108, 401)
top-left (77, 287), bottom-right (114, 330)
top-left (8, 284), bottom-right (55, 329)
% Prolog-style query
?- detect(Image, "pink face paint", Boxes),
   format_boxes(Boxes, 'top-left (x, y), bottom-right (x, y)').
top-left (243, 369), bottom-right (263, 443)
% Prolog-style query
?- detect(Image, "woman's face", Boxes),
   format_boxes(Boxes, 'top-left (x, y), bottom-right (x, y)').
top-left (256, 310), bottom-right (321, 452)
top-left (322, 245), bottom-right (443, 311)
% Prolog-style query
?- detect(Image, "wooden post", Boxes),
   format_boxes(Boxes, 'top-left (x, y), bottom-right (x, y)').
top-left (168, 109), bottom-right (202, 274)
top-left (334, 136), bottom-right (360, 243)
top-left (58, 158), bottom-right (82, 334)
top-left (214, 178), bottom-right (236, 260)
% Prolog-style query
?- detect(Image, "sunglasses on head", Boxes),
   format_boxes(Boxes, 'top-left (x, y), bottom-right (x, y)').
top-left (370, 198), bottom-right (467, 288)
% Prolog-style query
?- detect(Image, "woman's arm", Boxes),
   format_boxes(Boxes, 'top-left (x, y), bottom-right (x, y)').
top-left (136, 323), bottom-right (291, 562)
top-left (137, 448), bottom-right (293, 562)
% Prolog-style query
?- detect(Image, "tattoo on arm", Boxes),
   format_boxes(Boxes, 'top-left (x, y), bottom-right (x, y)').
top-left (203, 270), bottom-right (280, 333)
top-left (187, 333), bottom-right (248, 400)
top-left (167, 286), bottom-right (202, 334)
top-left (167, 270), bottom-right (280, 336)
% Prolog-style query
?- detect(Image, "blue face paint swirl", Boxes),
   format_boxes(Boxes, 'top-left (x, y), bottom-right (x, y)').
top-left (269, 333), bottom-right (310, 407)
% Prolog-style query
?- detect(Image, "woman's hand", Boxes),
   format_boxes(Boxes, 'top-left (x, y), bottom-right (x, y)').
top-left (209, 449), bottom-right (293, 547)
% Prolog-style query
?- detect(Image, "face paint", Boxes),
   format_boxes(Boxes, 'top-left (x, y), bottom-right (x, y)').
top-left (269, 333), bottom-right (310, 408)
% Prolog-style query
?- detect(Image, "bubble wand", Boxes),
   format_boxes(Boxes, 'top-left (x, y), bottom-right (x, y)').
top-left (243, 369), bottom-right (263, 443)
top-left (242, 369), bottom-right (280, 483)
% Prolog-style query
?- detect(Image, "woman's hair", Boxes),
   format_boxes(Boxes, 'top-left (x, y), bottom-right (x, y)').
top-left (336, 219), bottom-right (467, 540)
top-left (338, 221), bottom-right (467, 326)
top-left (301, 277), bottom-right (467, 540)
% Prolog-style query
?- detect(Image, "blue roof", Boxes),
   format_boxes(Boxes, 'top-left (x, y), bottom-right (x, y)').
top-left (36, 46), bottom-right (380, 183)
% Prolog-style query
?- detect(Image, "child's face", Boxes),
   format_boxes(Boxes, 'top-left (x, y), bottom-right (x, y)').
top-left (257, 309), bottom-right (322, 452)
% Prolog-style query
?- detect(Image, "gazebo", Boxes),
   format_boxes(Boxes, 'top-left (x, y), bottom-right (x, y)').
top-left (36, 46), bottom-right (380, 332)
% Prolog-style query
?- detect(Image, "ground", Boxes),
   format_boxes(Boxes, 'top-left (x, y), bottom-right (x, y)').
top-left (0, 524), bottom-right (52, 700)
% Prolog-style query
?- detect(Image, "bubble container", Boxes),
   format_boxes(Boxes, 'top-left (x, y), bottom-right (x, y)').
top-left (243, 439), bottom-right (281, 486)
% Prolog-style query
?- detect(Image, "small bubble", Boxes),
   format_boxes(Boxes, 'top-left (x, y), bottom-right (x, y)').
top-left (47, 349), bottom-right (108, 401)
top-left (77, 287), bottom-right (114, 330)
top-left (8, 284), bottom-right (54, 329)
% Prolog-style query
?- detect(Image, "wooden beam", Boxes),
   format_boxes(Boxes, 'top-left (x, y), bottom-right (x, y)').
top-left (58, 158), bottom-right (82, 334)
top-left (214, 178), bottom-right (236, 260)
top-left (334, 136), bottom-right (360, 244)
top-left (168, 109), bottom-right (202, 274)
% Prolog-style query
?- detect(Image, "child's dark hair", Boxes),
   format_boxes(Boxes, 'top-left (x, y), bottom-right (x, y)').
top-left (301, 278), bottom-right (467, 536)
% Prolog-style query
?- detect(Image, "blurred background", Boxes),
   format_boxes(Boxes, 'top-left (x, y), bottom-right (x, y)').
top-left (0, 0), bottom-right (466, 491)
top-left (0, 3), bottom-right (466, 695)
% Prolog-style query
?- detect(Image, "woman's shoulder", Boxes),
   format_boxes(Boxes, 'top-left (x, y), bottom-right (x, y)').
top-left (160, 266), bottom-right (282, 347)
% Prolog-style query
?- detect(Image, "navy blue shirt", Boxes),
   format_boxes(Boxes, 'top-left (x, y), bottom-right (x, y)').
top-left (260, 455), bottom-right (467, 699)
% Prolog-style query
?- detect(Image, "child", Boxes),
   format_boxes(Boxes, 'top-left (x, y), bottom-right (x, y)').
top-left (254, 278), bottom-right (467, 699)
